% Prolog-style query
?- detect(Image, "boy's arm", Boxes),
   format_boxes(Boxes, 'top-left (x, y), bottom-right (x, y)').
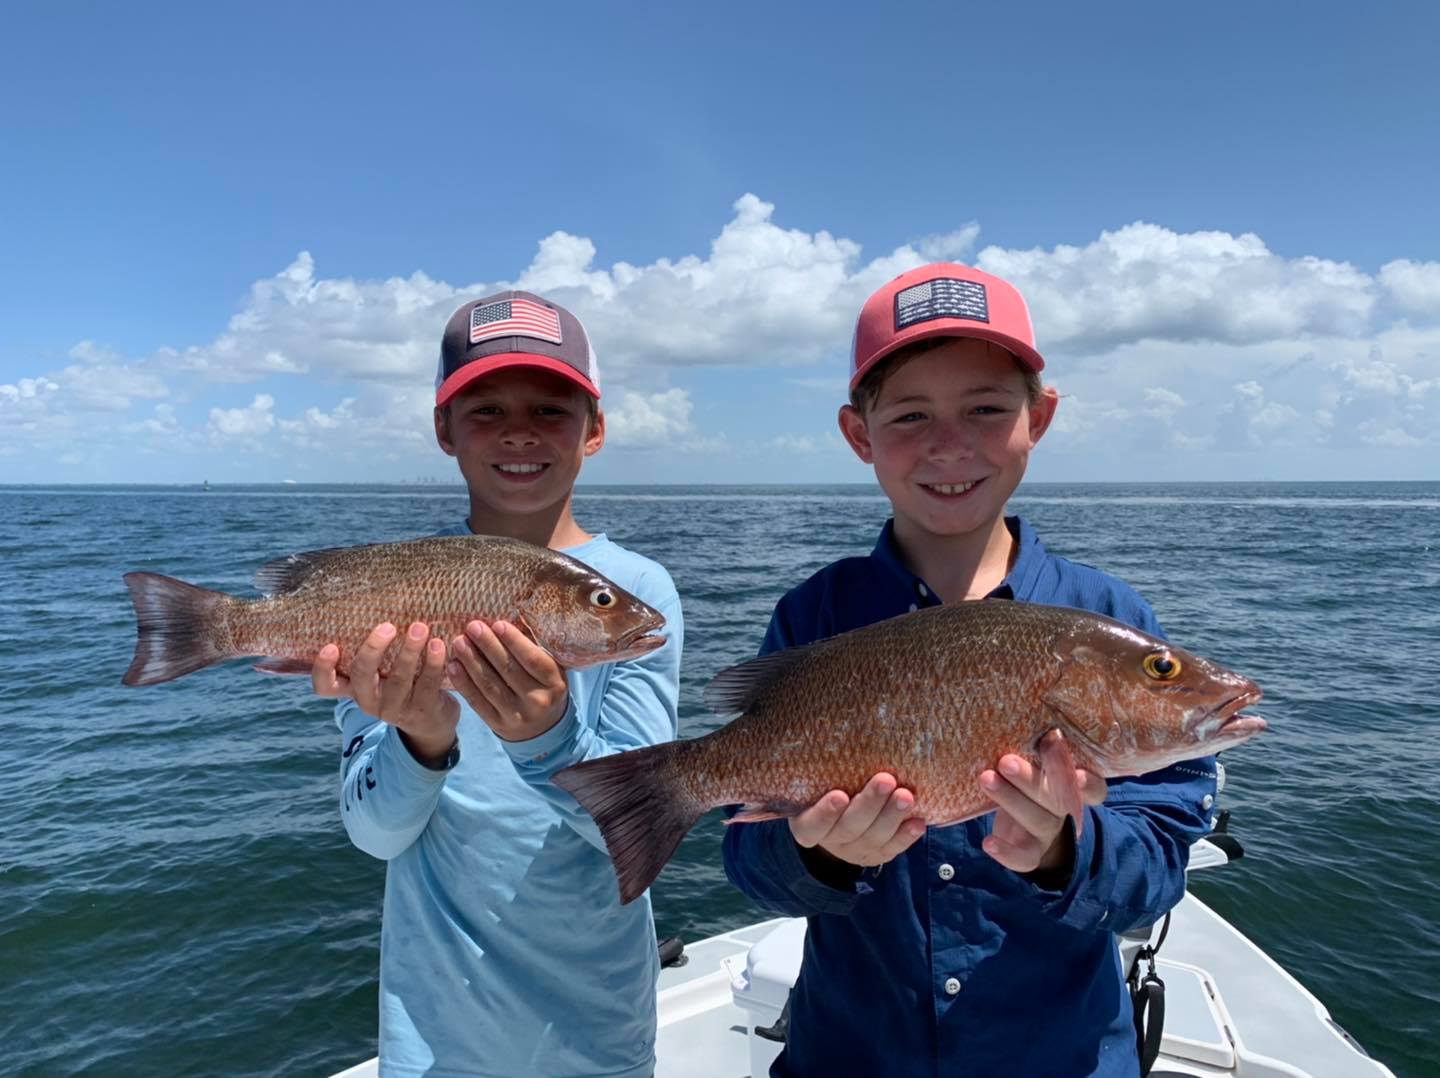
top-left (323, 622), bottom-right (460, 862)
top-left (1027, 759), bottom-right (1216, 934)
top-left (501, 573), bottom-right (683, 852)
top-left (721, 605), bottom-right (881, 917)
top-left (335, 698), bottom-right (452, 860)
top-left (1025, 598), bottom-right (1218, 933)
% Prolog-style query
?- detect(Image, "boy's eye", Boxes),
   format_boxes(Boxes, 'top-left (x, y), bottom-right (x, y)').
top-left (892, 412), bottom-right (926, 424)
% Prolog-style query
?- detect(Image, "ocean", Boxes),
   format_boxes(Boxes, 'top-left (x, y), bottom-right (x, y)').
top-left (2, 482), bottom-right (1436, 1076)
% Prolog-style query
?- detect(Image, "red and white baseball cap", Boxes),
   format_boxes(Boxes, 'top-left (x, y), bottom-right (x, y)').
top-left (435, 290), bottom-right (600, 407)
top-left (850, 262), bottom-right (1045, 391)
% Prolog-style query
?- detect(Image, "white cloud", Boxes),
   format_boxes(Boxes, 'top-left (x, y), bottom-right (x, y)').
top-left (604, 388), bottom-right (694, 448)
top-left (6, 193), bottom-right (1440, 480)
top-left (978, 223), bottom-right (1376, 354)
top-left (208, 394), bottom-right (277, 440)
top-left (1379, 259), bottom-right (1440, 318)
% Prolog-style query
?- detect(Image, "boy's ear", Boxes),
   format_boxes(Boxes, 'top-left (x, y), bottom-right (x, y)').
top-left (838, 404), bottom-right (874, 463)
top-left (434, 406), bottom-right (457, 457)
top-left (584, 407), bottom-right (606, 457)
top-left (1027, 387), bottom-right (1060, 446)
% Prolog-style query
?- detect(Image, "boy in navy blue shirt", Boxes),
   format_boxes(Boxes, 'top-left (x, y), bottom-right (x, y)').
top-left (722, 263), bottom-right (1218, 1077)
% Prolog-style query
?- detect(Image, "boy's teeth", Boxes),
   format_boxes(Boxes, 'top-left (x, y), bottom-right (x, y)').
top-left (929, 481), bottom-right (977, 495)
top-left (498, 463), bottom-right (544, 474)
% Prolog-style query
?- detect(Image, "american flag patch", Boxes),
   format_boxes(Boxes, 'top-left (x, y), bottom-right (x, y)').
top-left (469, 299), bottom-right (563, 345)
top-left (895, 278), bottom-right (989, 330)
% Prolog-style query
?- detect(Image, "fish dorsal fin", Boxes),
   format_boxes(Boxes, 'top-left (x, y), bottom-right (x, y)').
top-left (252, 546), bottom-right (354, 596)
top-left (702, 644), bottom-right (816, 717)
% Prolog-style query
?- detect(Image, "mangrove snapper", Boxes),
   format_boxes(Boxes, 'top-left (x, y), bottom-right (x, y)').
top-left (554, 600), bottom-right (1264, 904)
top-left (121, 535), bottom-right (666, 687)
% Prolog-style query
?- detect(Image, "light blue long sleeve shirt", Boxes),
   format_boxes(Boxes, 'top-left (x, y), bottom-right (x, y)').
top-left (336, 529), bottom-right (683, 1078)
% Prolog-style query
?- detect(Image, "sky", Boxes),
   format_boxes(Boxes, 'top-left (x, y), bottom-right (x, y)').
top-left (3, 1), bottom-right (1438, 485)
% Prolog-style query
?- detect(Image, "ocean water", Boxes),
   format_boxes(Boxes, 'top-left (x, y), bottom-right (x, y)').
top-left (1, 481), bottom-right (1437, 1077)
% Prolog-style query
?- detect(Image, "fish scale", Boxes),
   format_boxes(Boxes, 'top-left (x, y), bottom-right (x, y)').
top-left (121, 534), bottom-right (667, 687)
top-left (555, 600), bottom-right (1265, 904)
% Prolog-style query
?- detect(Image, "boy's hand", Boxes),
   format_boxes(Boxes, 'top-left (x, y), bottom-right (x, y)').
top-left (447, 619), bottom-right (570, 742)
top-left (980, 735), bottom-right (1108, 878)
top-left (312, 622), bottom-right (460, 764)
top-left (790, 773), bottom-right (926, 868)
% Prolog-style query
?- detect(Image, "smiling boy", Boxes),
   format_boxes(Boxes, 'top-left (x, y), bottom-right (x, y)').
top-left (314, 291), bottom-right (683, 1078)
top-left (722, 263), bottom-right (1218, 1077)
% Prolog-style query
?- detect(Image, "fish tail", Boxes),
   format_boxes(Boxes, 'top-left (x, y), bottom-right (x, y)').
top-left (553, 743), bottom-right (705, 905)
top-left (121, 572), bottom-right (232, 686)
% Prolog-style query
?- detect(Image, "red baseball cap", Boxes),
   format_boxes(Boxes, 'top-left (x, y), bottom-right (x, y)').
top-left (850, 262), bottom-right (1045, 391)
top-left (435, 290), bottom-right (600, 407)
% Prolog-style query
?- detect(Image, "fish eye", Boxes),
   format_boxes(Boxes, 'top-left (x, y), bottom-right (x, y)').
top-left (590, 588), bottom-right (615, 608)
top-left (1142, 651), bottom-right (1181, 681)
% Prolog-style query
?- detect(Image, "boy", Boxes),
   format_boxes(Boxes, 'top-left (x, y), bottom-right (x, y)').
top-left (312, 291), bottom-right (683, 1078)
top-left (722, 263), bottom-right (1217, 1077)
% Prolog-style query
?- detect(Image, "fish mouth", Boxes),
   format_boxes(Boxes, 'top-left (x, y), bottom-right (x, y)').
top-left (614, 619), bottom-right (667, 657)
top-left (1203, 688), bottom-right (1267, 743)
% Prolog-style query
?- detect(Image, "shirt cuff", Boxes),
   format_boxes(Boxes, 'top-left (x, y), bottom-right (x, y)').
top-left (1031, 806), bottom-right (1105, 928)
top-left (500, 697), bottom-right (581, 770)
top-left (771, 828), bottom-right (873, 915)
top-left (378, 723), bottom-right (452, 787)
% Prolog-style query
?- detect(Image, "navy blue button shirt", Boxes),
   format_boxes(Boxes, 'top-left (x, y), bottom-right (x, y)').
top-left (722, 517), bottom-right (1218, 1078)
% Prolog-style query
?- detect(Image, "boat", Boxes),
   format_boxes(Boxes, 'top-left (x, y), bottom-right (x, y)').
top-left (329, 795), bottom-right (1395, 1077)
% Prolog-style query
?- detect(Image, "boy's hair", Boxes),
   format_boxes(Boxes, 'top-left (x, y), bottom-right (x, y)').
top-left (849, 338), bottom-right (1044, 414)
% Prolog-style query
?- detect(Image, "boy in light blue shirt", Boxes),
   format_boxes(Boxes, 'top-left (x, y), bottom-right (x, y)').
top-left (312, 292), bottom-right (682, 1078)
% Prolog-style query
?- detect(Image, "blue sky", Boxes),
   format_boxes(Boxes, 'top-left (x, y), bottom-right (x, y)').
top-left (3, 1), bottom-right (1438, 484)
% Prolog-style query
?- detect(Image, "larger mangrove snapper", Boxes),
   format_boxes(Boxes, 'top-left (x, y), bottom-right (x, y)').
top-left (121, 535), bottom-right (666, 687)
top-left (554, 600), bottom-right (1265, 904)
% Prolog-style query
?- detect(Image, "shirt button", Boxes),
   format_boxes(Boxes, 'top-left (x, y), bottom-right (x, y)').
top-left (1201, 794), bottom-right (1214, 810)
top-left (908, 603), bottom-right (918, 612)
top-left (916, 581), bottom-right (929, 598)
top-left (944, 977), bottom-right (962, 996)
top-left (938, 863), bottom-right (955, 881)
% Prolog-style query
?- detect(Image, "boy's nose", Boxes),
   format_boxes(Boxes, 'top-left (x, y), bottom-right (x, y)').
top-left (926, 420), bottom-right (974, 460)
top-left (500, 424), bottom-right (540, 447)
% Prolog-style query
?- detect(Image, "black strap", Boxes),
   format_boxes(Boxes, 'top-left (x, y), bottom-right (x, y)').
top-left (754, 990), bottom-right (792, 1043)
top-left (1128, 912), bottom-right (1171, 1076)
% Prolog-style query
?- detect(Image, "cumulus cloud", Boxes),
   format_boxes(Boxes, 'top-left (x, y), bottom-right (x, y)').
top-left (1379, 259), bottom-right (1440, 318)
top-left (6, 193), bottom-right (1440, 478)
top-left (979, 223), bottom-right (1376, 354)
top-left (604, 388), bottom-right (694, 448)
top-left (208, 394), bottom-right (277, 440)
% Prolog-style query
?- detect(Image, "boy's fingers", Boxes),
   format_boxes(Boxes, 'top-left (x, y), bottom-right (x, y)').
top-left (876, 817), bottom-right (927, 862)
top-left (827, 773), bottom-right (899, 847)
top-left (379, 622), bottom-right (430, 715)
top-left (349, 623), bottom-right (396, 711)
top-left (860, 784), bottom-right (917, 846)
top-left (454, 629), bottom-right (518, 713)
top-left (493, 621), bottom-right (562, 684)
top-left (982, 769), bottom-right (1059, 840)
top-left (1079, 769), bottom-right (1109, 805)
top-left (790, 791), bottom-right (850, 848)
top-left (411, 637), bottom-right (448, 702)
top-left (311, 644), bottom-right (343, 696)
top-left (465, 621), bottom-right (531, 694)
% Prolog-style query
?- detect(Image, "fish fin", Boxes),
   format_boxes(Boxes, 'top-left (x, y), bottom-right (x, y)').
top-left (553, 744), bottom-right (705, 905)
top-left (121, 572), bottom-right (232, 686)
top-left (1038, 730), bottom-right (1085, 839)
top-left (252, 546), bottom-right (354, 596)
top-left (252, 658), bottom-right (315, 676)
top-left (702, 645), bottom-right (817, 717)
top-left (725, 804), bottom-right (789, 824)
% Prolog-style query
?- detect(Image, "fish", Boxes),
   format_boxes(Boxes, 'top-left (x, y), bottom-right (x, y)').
top-left (553, 600), bottom-right (1265, 904)
top-left (121, 534), bottom-right (667, 687)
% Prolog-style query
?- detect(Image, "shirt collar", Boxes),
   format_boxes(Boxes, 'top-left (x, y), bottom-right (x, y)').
top-left (869, 515), bottom-right (1049, 603)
